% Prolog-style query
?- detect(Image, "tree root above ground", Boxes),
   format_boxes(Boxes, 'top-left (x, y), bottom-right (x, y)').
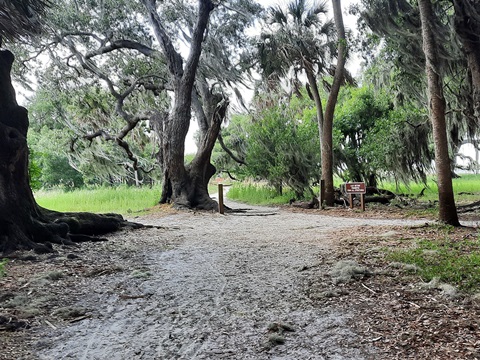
top-left (457, 200), bottom-right (480, 213)
top-left (0, 208), bottom-right (145, 256)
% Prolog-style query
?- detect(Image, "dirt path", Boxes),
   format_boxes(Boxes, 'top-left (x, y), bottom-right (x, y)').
top-left (31, 200), bottom-right (428, 360)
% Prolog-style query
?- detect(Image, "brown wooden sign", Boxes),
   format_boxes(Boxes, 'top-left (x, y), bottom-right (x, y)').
top-left (345, 182), bottom-right (366, 194)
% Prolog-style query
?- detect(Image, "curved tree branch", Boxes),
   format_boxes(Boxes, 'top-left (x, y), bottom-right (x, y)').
top-left (218, 132), bottom-right (246, 165)
top-left (142, 0), bottom-right (184, 78)
top-left (183, 0), bottom-right (215, 87)
top-left (85, 39), bottom-right (159, 59)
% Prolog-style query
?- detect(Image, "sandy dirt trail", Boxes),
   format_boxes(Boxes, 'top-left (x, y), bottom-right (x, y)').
top-left (35, 199), bottom-right (426, 360)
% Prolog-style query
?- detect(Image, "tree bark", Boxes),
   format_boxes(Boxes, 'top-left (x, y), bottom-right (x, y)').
top-left (321, 0), bottom-right (347, 206)
top-left (144, 0), bottom-right (218, 210)
top-left (453, 0), bottom-right (480, 121)
top-left (0, 50), bottom-right (136, 255)
top-left (418, 0), bottom-right (460, 226)
top-left (305, 66), bottom-right (325, 138)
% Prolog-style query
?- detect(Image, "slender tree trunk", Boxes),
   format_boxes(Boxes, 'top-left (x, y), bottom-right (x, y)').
top-left (418, 0), bottom-right (460, 226)
top-left (305, 67), bottom-right (324, 137)
top-left (453, 0), bottom-right (480, 120)
top-left (304, 67), bottom-right (325, 202)
top-left (321, 0), bottom-right (347, 206)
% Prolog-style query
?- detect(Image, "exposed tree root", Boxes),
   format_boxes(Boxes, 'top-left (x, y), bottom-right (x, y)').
top-left (1, 208), bottom-right (145, 256)
top-left (457, 200), bottom-right (480, 213)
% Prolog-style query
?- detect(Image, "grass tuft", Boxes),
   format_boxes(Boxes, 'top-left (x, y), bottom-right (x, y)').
top-left (330, 260), bottom-right (372, 284)
top-left (0, 258), bottom-right (8, 277)
top-left (41, 271), bottom-right (65, 281)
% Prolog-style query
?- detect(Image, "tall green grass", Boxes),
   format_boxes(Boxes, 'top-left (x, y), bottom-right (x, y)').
top-left (35, 186), bottom-right (160, 214)
top-left (227, 183), bottom-right (297, 205)
top-left (379, 174), bottom-right (480, 202)
top-left (228, 174), bottom-right (480, 206)
top-left (33, 174), bottom-right (479, 213)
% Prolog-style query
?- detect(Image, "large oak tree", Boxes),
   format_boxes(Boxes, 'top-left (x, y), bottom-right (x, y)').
top-left (0, 1), bottom-right (140, 254)
top-left (142, 0), bottom-right (218, 209)
top-left (19, 0), bottom-right (259, 211)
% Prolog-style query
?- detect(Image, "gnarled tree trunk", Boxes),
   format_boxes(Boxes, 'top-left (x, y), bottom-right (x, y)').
top-left (144, 0), bottom-right (219, 211)
top-left (0, 50), bottom-right (138, 255)
top-left (152, 80), bottom-right (226, 211)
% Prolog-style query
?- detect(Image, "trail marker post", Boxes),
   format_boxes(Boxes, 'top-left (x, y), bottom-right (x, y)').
top-left (218, 184), bottom-right (224, 214)
top-left (345, 182), bottom-right (366, 211)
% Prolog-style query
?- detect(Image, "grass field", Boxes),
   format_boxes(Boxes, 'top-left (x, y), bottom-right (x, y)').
top-left (35, 186), bottom-right (160, 214)
top-left (34, 174), bottom-right (479, 213)
top-left (379, 173), bottom-right (480, 203)
top-left (228, 174), bottom-right (480, 205)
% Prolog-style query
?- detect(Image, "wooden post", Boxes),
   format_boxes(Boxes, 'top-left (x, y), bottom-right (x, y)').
top-left (319, 179), bottom-right (325, 208)
top-left (349, 194), bottom-right (354, 209)
top-left (218, 184), bottom-right (224, 214)
top-left (360, 193), bottom-right (365, 211)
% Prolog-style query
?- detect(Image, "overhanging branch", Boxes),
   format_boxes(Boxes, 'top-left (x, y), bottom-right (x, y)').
top-left (218, 132), bottom-right (246, 165)
top-left (85, 39), bottom-right (159, 59)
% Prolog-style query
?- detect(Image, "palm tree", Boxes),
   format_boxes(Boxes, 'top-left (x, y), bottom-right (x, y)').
top-left (259, 0), bottom-right (335, 132)
top-left (258, 0), bottom-right (347, 206)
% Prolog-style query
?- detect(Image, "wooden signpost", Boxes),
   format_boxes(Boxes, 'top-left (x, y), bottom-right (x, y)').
top-left (218, 183), bottom-right (224, 214)
top-left (345, 182), bottom-right (366, 211)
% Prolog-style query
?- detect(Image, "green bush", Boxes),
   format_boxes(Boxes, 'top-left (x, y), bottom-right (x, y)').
top-left (245, 95), bottom-right (320, 198)
top-left (333, 86), bottom-right (433, 185)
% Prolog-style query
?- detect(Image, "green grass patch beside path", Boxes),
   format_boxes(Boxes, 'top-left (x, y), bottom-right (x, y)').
top-left (227, 183), bottom-right (297, 205)
top-left (35, 187), bottom-right (160, 215)
top-left (387, 229), bottom-right (480, 292)
top-left (380, 173), bottom-right (480, 203)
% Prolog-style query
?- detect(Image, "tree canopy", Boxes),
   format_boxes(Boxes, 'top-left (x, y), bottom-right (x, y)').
top-left (0, 0), bottom-right (51, 42)
top-left (3, 0), bottom-right (479, 226)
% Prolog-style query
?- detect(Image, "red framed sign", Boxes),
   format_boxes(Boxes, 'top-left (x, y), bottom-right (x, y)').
top-left (345, 182), bottom-right (366, 194)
